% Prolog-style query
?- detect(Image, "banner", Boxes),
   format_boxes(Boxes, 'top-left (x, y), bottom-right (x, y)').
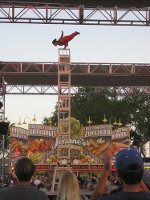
top-left (35, 164), bottom-right (117, 171)
top-left (28, 124), bottom-right (57, 164)
top-left (10, 126), bottom-right (28, 158)
top-left (9, 123), bottom-right (130, 170)
top-left (82, 125), bottom-right (112, 164)
top-left (10, 126), bottom-right (28, 169)
top-left (111, 127), bottom-right (130, 155)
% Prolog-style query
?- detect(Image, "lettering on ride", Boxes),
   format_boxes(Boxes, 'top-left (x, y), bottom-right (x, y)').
top-left (112, 127), bottom-right (129, 140)
top-left (72, 165), bottom-right (88, 169)
top-left (52, 138), bottom-right (85, 149)
top-left (11, 127), bottom-right (28, 139)
top-left (84, 125), bottom-right (112, 138)
top-left (35, 165), bottom-right (50, 169)
top-left (29, 124), bottom-right (57, 137)
top-left (90, 165), bottom-right (104, 169)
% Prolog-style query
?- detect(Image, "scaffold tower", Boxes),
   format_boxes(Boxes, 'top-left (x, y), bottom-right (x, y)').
top-left (57, 49), bottom-right (71, 161)
top-left (51, 49), bottom-right (71, 191)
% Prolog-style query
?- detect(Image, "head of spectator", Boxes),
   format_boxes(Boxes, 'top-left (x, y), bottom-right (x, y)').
top-left (14, 157), bottom-right (35, 184)
top-left (115, 148), bottom-right (144, 185)
top-left (57, 171), bottom-right (80, 200)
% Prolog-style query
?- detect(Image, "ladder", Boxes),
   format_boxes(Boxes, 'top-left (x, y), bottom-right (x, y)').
top-left (51, 49), bottom-right (72, 192)
top-left (51, 167), bottom-right (72, 191)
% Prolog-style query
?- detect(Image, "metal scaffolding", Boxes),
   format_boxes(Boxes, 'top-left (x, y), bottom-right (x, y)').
top-left (3, 85), bottom-right (150, 96)
top-left (51, 49), bottom-right (72, 192)
top-left (1, 62), bottom-right (150, 88)
top-left (0, 1), bottom-right (150, 26)
top-left (57, 49), bottom-right (71, 161)
top-left (0, 75), bottom-right (5, 121)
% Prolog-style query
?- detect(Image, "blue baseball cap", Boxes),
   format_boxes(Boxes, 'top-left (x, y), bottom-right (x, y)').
top-left (115, 148), bottom-right (143, 171)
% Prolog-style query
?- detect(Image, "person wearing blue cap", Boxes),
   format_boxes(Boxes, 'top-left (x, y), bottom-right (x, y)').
top-left (92, 148), bottom-right (150, 200)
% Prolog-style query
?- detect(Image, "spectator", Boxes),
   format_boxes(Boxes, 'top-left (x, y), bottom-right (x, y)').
top-left (0, 157), bottom-right (49, 200)
top-left (93, 148), bottom-right (150, 200)
top-left (37, 183), bottom-right (47, 193)
top-left (34, 177), bottom-right (41, 186)
top-left (77, 173), bottom-right (83, 184)
top-left (57, 171), bottom-right (80, 200)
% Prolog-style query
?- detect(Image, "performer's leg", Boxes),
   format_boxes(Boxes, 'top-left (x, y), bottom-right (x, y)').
top-left (62, 32), bottom-right (80, 43)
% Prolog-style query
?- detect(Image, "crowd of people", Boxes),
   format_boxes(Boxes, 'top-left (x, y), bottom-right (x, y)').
top-left (0, 148), bottom-right (150, 200)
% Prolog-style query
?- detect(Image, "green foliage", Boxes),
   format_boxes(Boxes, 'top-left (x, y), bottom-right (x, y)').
top-left (43, 87), bottom-right (150, 156)
top-left (60, 117), bottom-right (82, 139)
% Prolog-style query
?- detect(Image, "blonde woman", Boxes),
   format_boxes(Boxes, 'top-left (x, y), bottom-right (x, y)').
top-left (57, 171), bottom-right (80, 200)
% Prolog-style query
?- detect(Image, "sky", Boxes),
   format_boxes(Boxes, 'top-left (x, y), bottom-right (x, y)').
top-left (0, 22), bottom-right (150, 126)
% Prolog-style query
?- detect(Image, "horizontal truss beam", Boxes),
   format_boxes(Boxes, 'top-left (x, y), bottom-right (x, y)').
top-left (4, 85), bottom-right (150, 96)
top-left (1, 62), bottom-right (150, 75)
top-left (0, 2), bottom-right (150, 26)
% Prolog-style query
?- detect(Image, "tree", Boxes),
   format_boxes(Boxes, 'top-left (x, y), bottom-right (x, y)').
top-left (60, 117), bottom-right (82, 139)
top-left (43, 87), bottom-right (150, 156)
top-left (125, 94), bottom-right (150, 156)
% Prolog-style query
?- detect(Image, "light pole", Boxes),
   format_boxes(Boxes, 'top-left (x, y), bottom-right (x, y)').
top-left (17, 114), bottom-right (37, 126)
top-left (87, 115), bottom-right (92, 126)
top-left (2, 134), bottom-right (4, 185)
top-left (23, 117), bottom-right (31, 124)
top-left (48, 117), bottom-right (53, 126)
top-left (102, 114), bottom-right (122, 127)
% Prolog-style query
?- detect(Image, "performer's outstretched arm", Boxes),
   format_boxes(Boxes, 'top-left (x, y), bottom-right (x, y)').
top-left (64, 43), bottom-right (68, 49)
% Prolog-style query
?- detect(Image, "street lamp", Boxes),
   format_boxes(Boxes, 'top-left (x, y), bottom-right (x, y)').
top-left (109, 117), bottom-right (118, 126)
top-left (18, 114), bottom-right (37, 125)
top-left (118, 118), bottom-right (123, 127)
top-left (18, 118), bottom-right (22, 125)
top-left (23, 117), bottom-right (31, 125)
top-left (32, 114), bottom-right (37, 123)
top-left (87, 115), bottom-right (92, 126)
top-left (102, 114), bottom-right (122, 127)
top-left (102, 114), bottom-right (108, 124)
top-left (48, 118), bottom-right (53, 126)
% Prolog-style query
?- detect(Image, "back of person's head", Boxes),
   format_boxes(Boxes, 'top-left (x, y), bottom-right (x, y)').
top-left (57, 171), bottom-right (80, 200)
top-left (115, 148), bottom-right (144, 185)
top-left (15, 157), bottom-right (35, 182)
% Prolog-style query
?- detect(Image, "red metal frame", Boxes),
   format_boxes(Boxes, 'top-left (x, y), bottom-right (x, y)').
top-left (0, 75), bottom-right (6, 121)
top-left (1, 62), bottom-right (150, 75)
top-left (0, 2), bottom-right (150, 26)
top-left (57, 49), bottom-right (71, 160)
top-left (1, 62), bottom-right (150, 95)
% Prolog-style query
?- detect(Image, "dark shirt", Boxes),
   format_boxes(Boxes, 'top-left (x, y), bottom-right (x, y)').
top-left (0, 184), bottom-right (49, 200)
top-left (99, 191), bottom-right (150, 200)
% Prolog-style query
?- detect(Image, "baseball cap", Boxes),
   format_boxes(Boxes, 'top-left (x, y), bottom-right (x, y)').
top-left (115, 148), bottom-right (143, 171)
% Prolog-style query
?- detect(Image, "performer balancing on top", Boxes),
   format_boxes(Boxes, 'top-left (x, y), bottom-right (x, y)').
top-left (52, 31), bottom-right (80, 49)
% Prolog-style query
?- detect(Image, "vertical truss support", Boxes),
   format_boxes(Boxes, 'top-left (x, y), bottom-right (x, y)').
top-left (0, 74), bottom-right (5, 121)
top-left (57, 49), bottom-right (71, 162)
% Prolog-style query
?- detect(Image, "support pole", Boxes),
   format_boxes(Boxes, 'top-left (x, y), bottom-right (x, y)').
top-left (2, 134), bottom-right (5, 186)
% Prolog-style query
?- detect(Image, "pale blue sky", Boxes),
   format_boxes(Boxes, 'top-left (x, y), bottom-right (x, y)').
top-left (0, 23), bottom-right (150, 125)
